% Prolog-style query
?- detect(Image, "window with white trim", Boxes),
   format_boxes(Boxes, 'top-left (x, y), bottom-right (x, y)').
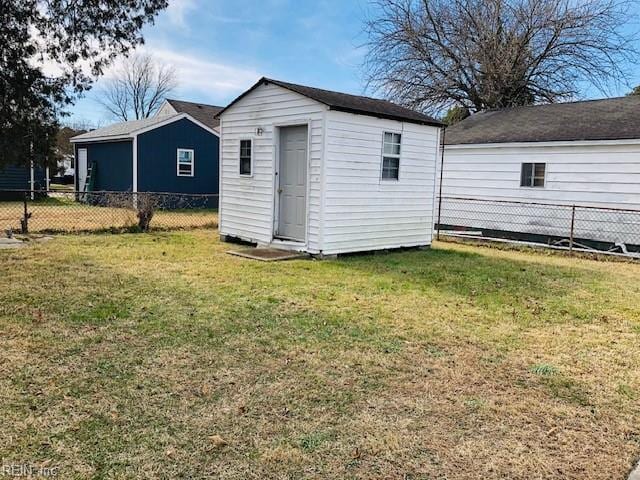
top-left (382, 132), bottom-right (401, 180)
top-left (177, 148), bottom-right (194, 177)
top-left (520, 162), bottom-right (545, 187)
top-left (239, 139), bottom-right (252, 176)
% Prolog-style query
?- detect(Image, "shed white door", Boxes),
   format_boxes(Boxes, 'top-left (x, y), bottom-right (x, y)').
top-left (277, 125), bottom-right (308, 241)
top-left (77, 148), bottom-right (88, 191)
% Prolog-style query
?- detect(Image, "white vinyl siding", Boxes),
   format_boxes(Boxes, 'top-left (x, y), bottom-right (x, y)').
top-left (219, 82), bottom-right (441, 255)
top-left (441, 143), bottom-right (640, 206)
top-left (156, 102), bottom-right (178, 117)
top-left (322, 110), bottom-right (439, 255)
top-left (219, 83), bottom-right (325, 251)
top-left (440, 142), bottom-right (640, 244)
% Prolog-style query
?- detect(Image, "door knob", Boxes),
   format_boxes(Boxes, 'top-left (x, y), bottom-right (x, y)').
top-left (278, 188), bottom-right (283, 193)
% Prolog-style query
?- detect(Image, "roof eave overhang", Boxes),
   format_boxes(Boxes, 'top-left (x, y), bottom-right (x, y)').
top-left (328, 106), bottom-right (444, 127)
top-left (70, 135), bottom-right (133, 144)
top-left (215, 77), bottom-right (268, 119)
top-left (70, 113), bottom-right (220, 143)
top-left (215, 78), bottom-right (444, 128)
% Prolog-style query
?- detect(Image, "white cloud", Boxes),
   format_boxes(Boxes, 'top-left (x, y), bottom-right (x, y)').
top-left (42, 43), bottom-right (259, 107)
top-left (33, 1), bottom-right (259, 100)
top-left (76, 47), bottom-right (260, 123)
top-left (165, 0), bottom-right (198, 28)
top-left (144, 47), bottom-right (260, 97)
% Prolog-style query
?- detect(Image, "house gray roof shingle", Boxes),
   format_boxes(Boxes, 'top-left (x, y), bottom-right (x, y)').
top-left (165, 99), bottom-right (224, 130)
top-left (216, 77), bottom-right (444, 127)
top-left (445, 96), bottom-right (640, 145)
top-left (71, 114), bottom-right (184, 142)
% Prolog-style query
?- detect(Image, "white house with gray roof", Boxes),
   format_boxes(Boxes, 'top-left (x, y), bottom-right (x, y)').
top-left (440, 96), bottom-right (640, 249)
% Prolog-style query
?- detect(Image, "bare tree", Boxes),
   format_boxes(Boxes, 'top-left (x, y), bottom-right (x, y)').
top-left (363, 0), bottom-right (639, 114)
top-left (99, 53), bottom-right (178, 121)
top-left (628, 85), bottom-right (640, 96)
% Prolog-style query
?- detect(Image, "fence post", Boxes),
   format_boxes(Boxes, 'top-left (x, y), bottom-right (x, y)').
top-left (436, 127), bottom-right (446, 241)
top-left (569, 205), bottom-right (576, 253)
top-left (21, 191), bottom-right (29, 234)
top-left (436, 196), bottom-right (443, 241)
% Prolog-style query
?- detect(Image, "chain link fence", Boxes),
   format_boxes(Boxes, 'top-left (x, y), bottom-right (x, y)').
top-left (0, 190), bottom-right (218, 234)
top-left (5, 190), bottom-right (639, 257)
top-left (436, 196), bottom-right (640, 258)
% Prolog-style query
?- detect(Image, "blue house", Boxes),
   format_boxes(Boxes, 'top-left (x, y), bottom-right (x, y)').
top-left (0, 163), bottom-right (48, 200)
top-left (70, 100), bottom-right (221, 207)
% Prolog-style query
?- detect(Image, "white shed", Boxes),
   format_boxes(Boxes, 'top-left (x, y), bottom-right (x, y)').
top-left (216, 77), bottom-right (443, 256)
top-left (440, 96), bottom-right (640, 247)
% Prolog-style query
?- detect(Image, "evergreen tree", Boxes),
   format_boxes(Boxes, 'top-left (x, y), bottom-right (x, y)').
top-left (0, 0), bottom-right (168, 169)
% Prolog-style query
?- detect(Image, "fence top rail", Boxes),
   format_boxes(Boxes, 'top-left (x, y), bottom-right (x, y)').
top-left (439, 196), bottom-right (640, 214)
top-left (0, 189), bottom-right (219, 198)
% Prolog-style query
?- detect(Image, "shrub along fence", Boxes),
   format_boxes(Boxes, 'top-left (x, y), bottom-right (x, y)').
top-left (0, 190), bottom-right (218, 234)
top-left (436, 196), bottom-right (640, 258)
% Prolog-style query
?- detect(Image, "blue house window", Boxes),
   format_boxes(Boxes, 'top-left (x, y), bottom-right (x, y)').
top-left (177, 149), bottom-right (194, 177)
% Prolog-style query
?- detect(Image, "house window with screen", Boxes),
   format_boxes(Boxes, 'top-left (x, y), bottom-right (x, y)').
top-left (520, 163), bottom-right (546, 187)
top-left (239, 139), bottom-right (252, 176)
top-left (177, 149), bottom-right (194, 177)
top-left (382, 132), bottom-right (401, 180)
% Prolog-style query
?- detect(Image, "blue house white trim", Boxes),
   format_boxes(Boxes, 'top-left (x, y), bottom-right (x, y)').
top-left (71, 112), bottom-right (220, 203)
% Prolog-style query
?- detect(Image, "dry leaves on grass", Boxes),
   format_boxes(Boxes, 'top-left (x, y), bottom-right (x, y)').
top-left (0, 232), bottom-right (638, 479)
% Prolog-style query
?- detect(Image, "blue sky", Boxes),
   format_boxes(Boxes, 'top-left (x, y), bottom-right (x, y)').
top-left (69, 0), bottom-right (640, 126)
top-left (70, 0), bottom-right (371, 125)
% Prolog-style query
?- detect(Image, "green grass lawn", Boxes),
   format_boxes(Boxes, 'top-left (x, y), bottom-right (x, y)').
top-left (1, 232), bottom-right (639, 479)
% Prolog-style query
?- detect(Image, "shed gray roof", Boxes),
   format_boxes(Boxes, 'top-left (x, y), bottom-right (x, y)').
top-left (71, 114), bottom-right (184, 142)
top-left (445, 96), bottom-right (640, 145)
top-left (216, 77), bottom-right (443, 127)
top-left (165, 99), bottom-right (223, 130)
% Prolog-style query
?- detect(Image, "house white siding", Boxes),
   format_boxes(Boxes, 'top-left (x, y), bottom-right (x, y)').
top-left (219, 83), bottom-right (326, 252)
top-left (322, 110), bottom-right (439, 254)
top-left (440, 141), bottom-right (640, 244)
top-left (156, 102), bottom-right (177, 116)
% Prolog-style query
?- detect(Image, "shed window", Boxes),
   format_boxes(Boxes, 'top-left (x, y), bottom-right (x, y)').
top-left (239, 139), bottom-right (252, 176)
top-left (382, 132), bottom-right (401, 180)
top-left (520, 163), bottom-right (545, 187)
top-left (177, 149), bottom-right (194, 177)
